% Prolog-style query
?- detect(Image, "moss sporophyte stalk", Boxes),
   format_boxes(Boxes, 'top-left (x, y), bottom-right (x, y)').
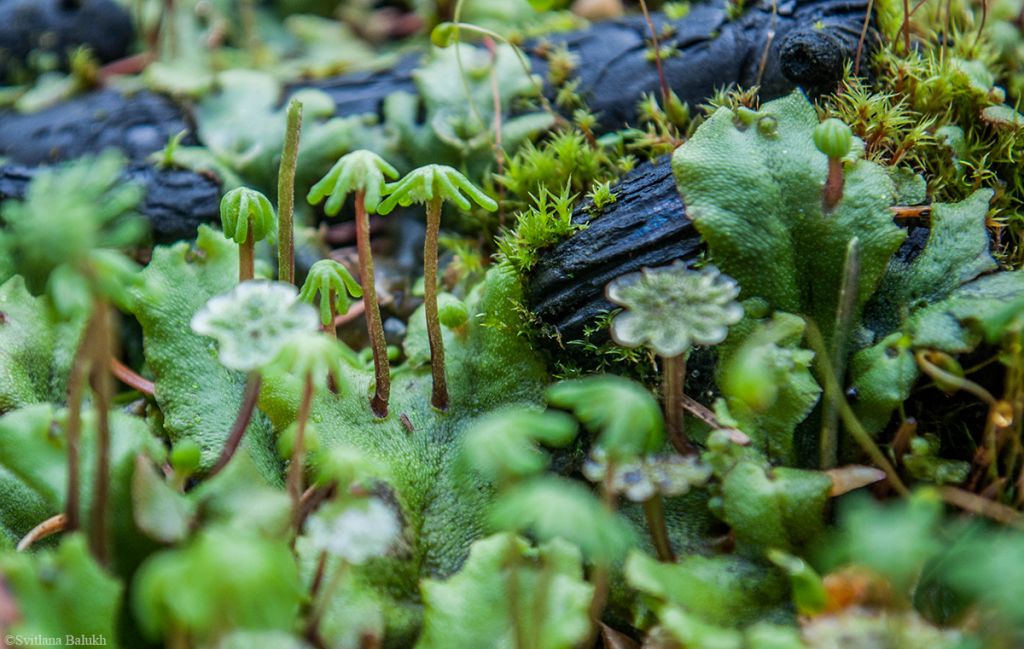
top-left (376, 164), bottom-right (497, 411)
top-left (308, 150), bottom-right (399, 418)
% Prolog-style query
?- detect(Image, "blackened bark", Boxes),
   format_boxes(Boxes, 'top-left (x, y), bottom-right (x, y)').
top-left (305, 0), bottom-right (872, 133)
top-left (0, 0), bottom-right (134, 83)
top-left (0, 162), bottom-right (220, 243)
top-left (0, 90), bottom-right (195, 166)
top-left (526, 157), bottom-right (701, 337)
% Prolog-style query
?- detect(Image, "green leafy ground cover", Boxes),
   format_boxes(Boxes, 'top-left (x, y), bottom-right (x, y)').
top-left (0, 0), bottom-right (1023, 647)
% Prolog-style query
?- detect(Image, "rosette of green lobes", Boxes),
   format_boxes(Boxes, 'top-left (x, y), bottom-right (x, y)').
top-left (377, 164), bottom-right (498, 214)
top-left (220, 187), bottom-right (276, 282)
top-left (607, 262), bottom-right (743, 358)
top-left (307, 149), bottom-right (399, 216)
top-left (605, 262), bottom-right (742, 453)
top-left (299, 259), bottom-right (363, 330)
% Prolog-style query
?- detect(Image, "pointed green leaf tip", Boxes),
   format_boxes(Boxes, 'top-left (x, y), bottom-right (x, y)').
top-left (457, 407), bottom-right (578, 483)
top-left (307, 149), bottom-right (399, 216)
top-left (298, 259), bottom-right (363, 325)
top-left (606, 261), bottom-right (743, 358)
top-left (430, 22), bottom-right (460, 48)
top-left (813, 117), bottom-right (853, 159)
top-left (220, 187), bottom-right (276, 245)
top-left (377, 164), bottom-right (498, 214)
top-left (546, 375), bottom-right (664, 459)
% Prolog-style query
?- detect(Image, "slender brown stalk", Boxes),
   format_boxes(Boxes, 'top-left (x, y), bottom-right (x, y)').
top-left (239, 232), bottom-right (255, 282)
top-left (110, 357), bottom-right (155, 396)
top-left (64, 315), bottom-right (96, 533)
top-left (355, 191), bottom-right (391, 418)
top-left (423, 197), bottom-right (449, 411)
top-left (309, 550), bottom-right (329, 599)
top-left (305, 559), bottom-right (348, 641)
top-left (324, 293), bottom-right (338, 338)
top-left (278, 99), bottom-right (303, 285)
top-left (209, 372), bottom-right (262, 478)
top-left (288, 374), bottom-right (315, 518)
top-left (940, 486), bottom-right (1024, 529)
top-left (643, 497), bottom-right (675, 562)
top-left (637, 0), bottom-right (670, 107)
top-left (824, 158), bottom-right (844, 210)
top-left (853, 0), bottom-right (875, 76)
top-left (17, 513), bottom-right (67, 552)
top-left (89, 299), bottom-right (114, 566)
top-left (662, 354), bottom-right (691, 454)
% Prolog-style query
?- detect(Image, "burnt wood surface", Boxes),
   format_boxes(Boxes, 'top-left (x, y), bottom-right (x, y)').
top-left (0, 162), bottom-right (221, 244)
top-left (0, 0), bottom-right (134, 83)
top-left (528, 161), bottom-right (931, 338)
top-left (527, 156), bottom-right (700, 336)
top-left (307, 0), bottom-right (872, 133)
top-left (0, 89), bottom-right (196, 166)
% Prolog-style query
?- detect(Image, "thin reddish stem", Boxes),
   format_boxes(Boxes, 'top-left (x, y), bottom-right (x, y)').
top-left (424, 197), bottom-right (449, 411)
top-left (663, 354), bottom-right (692, 454)
top-left (824, 158), bottom-right (844, 210)
top-left (208, 372), bottom-right (262, 478)
top-left (638, 0), bottom-right (671, 107)
top-left (64, 315), bottom-right (96, 533)
top-left (356, 191), bottom-right (391, 418)
top-left (110, 357), bottom-right (155, 396)
top-left (89, 299), bottom-right (113, 566)
top-left (643, 496), bottom-right (675, 562)
top-left (288, 374), bottom-right (315, 521)
top-left (239, 232), bottom-right (255, 282)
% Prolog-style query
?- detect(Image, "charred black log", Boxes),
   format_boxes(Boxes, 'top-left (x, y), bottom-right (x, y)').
top-left (527, 161), bottom-right (931, 339)
top-left (0, 162), bottom-right (220, 243)
top-left (307, 0), bottom-right (872, 133)
top-left (527, 157), bottom-right (700, 337)
top-left (0, 0), bottom-right (134, 83)
top-left (532, 0), bottom-right (871, 133)
top-left (0, 89), bottom-right (195, 166)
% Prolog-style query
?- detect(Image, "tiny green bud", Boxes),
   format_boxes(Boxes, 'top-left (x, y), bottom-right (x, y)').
top-left (170, 439), bottom-right (202, 476)
top-left (431, 22), bottom-right (459, 48)
top-left (756, 115), bottom-right (778, 137)
top-left (813, 118), bottom-right (853, 159)
top-left (665, 90), bottom-right (690, 128)
top-left (277, 422), bottom-right (320, 459)
top-left (735, 106), bottom-right (760, 126)
top-left (438, 294), bottom-right (469, 329)
top-left (220, 187), bottom-right (276, 245)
